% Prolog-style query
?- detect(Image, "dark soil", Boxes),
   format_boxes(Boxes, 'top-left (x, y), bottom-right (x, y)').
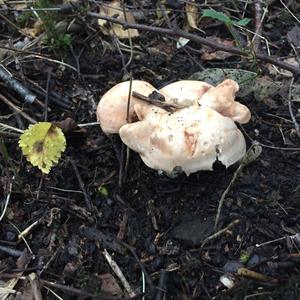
top-left (1, 1), bottom-right (300, 299)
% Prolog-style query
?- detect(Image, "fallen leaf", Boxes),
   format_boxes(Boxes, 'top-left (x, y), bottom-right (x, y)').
top-left (190, 68), bottom-right (282, 102)
top-left (19, 122), bottom-right (66, 174)
top-left (201, 36), bottom-right (236, 60)
top-left (189, 68), bottom-right (258, 97)
top-left (253, 76), bottom-right (282, 101)
top-left (22, 19), bottom-right (44, 38)
top-left (98, 1), bottom-right (139, 39)
top-left (98, 274), bottom-right (123, 297)
top-left (267, 57), bottom-right (300, 78)
top-left (186, 1), bottom-right (198, 29)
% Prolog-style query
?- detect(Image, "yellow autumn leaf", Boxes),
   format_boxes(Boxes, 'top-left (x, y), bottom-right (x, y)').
top-left (19, 122), bottom-right (66, 174)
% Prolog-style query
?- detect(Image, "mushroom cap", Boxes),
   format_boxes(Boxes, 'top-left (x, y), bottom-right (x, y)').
top-left (159, 80), bottom-right (212, 107)
top-left (119, 103), bottom-right (246, 175)
top-left (199, 79), bottom-right (251, 124)
top-left (96, 80), bottom-right (157, 134)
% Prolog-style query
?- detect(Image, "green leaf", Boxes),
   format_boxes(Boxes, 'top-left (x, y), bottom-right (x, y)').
top-left (202, 9), bottom-right (231, 24)
top-left (202, 9), bottom-right (250, 27)
top-left (234, 18), bottom-right (251, 26)
top-left (19, 122), bottom-right (66, 174)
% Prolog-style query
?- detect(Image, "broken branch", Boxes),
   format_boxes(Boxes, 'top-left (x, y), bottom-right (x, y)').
top-left (87, 13), bottom-right (300, 77)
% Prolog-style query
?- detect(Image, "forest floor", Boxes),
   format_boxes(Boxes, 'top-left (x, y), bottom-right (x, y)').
top-left (1, 0), bottom-right (300, 299)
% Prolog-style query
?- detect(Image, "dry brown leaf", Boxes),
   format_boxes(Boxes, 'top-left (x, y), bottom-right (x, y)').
top-left (22, 19), bottom-right (44, 38)
top-left (98, 1), bottom-right (139, 39)
top-left (98, 274), bottom-right (123, 297)
top-left (201, 37), bottom-right (235, 60)
top-left (267, 57), bottom-right (299, 78)
top-left (186, 1), bottom-right (198, 30)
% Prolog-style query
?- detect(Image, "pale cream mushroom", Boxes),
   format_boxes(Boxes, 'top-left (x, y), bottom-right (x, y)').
top-left (96, 80), bottom-right (157, 134)
top-left (119, 103), bottom-right (246, 176)
top-left (159, 80), bottom-right (212, 107)
top-left (159, 79), bottom-right (251, 124)
top-left (198, 79), bottom-right (251, 124)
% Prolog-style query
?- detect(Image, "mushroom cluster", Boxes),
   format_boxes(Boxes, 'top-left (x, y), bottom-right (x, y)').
top-left (97, 79), bottom-right (251, 176)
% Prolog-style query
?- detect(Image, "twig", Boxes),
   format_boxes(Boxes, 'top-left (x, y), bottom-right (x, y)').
top-left (41, 279), bottom-right (127, 300)
top-left (132, 91), bottom-right (179, 112)
top-left (0, 122), bottom-right (24, 133)
top-left (237, 268), bottom-right (278, 283)
top-left (0, 12), bottom-right (30, 37)
top-left (27, 81), bottom-right (71, 109)
top-left (43, 286), bottom-right (63, 300)
top-left (18, 218), bottom-right (43, 241)
top-left (121, 2), bottom-right (134, 70)
top-left (214, 143), bottom-right (262, 230)
top-left (0, 93), bottom-right (37, 124)
top-left (0, 273), bottom-right (136, 299)
top-left (0, 244), bottom-right (23, 257)
top-left (123, 75), bottom-right (133, 186)
top-left (252, 0), bottom-right (264, 53)
top-left (279, 0), bottom-right (300, 24)
top-left (121, 241), bottom-right (154, 293)
top-left (69, 45), bottom-right (84, 79)
top-left (87, 13), bottom-right (300, 77)
top-left (201, 219), bottom-right (241, 248)
top-left (0, 65), bottom-right (36, 103)
top-left (255, 233), bottom-right (300, 248)
top-left (78, 121), bottom-right (100, 127)
top-left (28, 273), bottom-right (43, 300)
top-left (287, 77), bottom-right (300, 138)
top-left (7, 220), bottom-right (34, 255)
top-left (118, 76), bottom-right (133, 189)
top-left (155, 270), bottom-right (167, 300)
top-left (0, 46), bottom-right (77, 72)
top-left (0, 176), bottom-right (13, 222)
top-left (103, 249), bottom-right (136, 298)
top-left (70, 160), bottom-right (93, 211)
top-left (44, 70), bottom-right (52, 121)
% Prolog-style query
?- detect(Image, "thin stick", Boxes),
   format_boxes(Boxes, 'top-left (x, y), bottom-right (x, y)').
top-left (103, 249), bottom-right (136, 298)
top-left (202, 219), bottom-right (241, 248)
top-left (121, 241), bottom-right (154, 292)
top-left (123, 75), bottom-right (133, 185)
top-left (132, 91), bottom-right (179, 112)
top-left (0, 65), bottom-right (36, 103)
top-left (287, 77), bottom-right (300, 138)
top-left (0, 48), bottom-right (77, 72)
top-left (0, 177), bottom-right (13, 222)
top-left (0, 122), bottom-right (24, 133)
top-left (0, 94), bottom-right (36, 124)
top-left (214, 143), bottom-right (261, 230)
top-left (87, 12), bottom-right (300, 76)
top-left (70, 160), bottom-right (93, 211)
top-left (7, 220), bottom-right (34, 255)
top-left (28, 273), bottom-right (43, 300)
top-left (252, 0), bottom-right (264, 53)
top-left (279, 0), bottom-right (300, 24)
top-left (44, 70), bottom-right (51, 121)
